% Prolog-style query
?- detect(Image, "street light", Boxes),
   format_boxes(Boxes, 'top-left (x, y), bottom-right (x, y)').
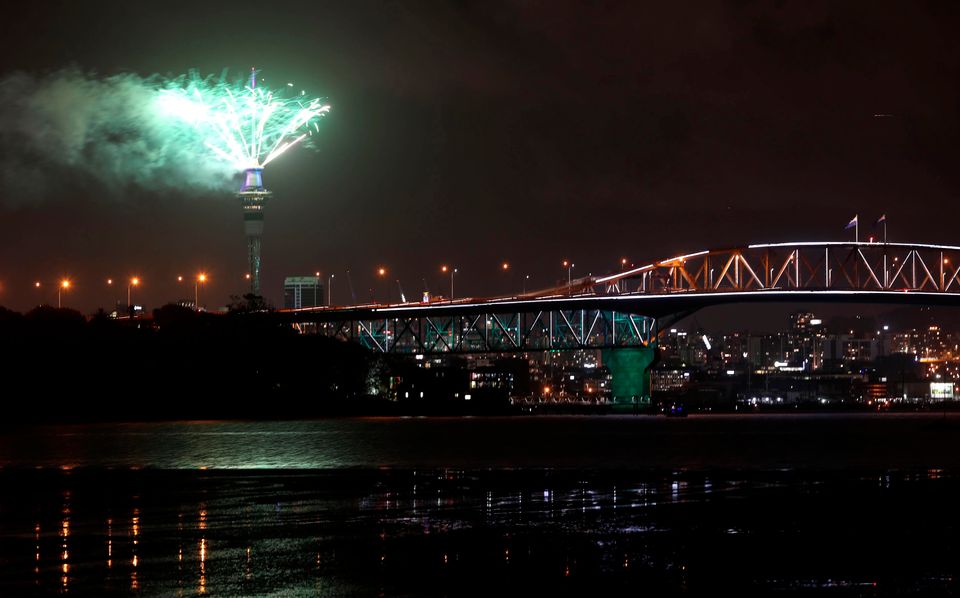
top-left (523, 274), bottom-right (530, 294)
top-left (327, 273), bottom-right (335, 305)
top-left (195, 273), bottom-right (207, 310)
top-left (106, 278), bottom-right (115, 311)
top-left (562, 260), bottom-right (575, 288)
top-left (58, 279), bottom-right (70, 308)
top-left (128, 277), bottom-right (140, 313)
top-left (501, 262), bottom-right (512, 294)
top-left (377, 267), bottom-right (387, 303)
top-left (441, 265), bottom-right (457, 299)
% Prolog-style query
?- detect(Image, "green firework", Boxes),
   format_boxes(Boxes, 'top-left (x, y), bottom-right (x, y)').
top-left (157, 69), bottom-right (330, 171)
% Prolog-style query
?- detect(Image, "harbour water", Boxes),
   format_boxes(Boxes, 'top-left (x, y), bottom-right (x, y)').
top-left (1, 414), bottom-right (959, 595)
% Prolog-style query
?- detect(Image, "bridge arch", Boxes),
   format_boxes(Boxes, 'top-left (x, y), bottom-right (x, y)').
top-left (282, 241), bottom-right (960, 407)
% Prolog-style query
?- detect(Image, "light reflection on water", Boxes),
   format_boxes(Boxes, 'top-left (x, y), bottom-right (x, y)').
top-left (2, 416), bottom-right (960, 594)
top-left (0, 468), bottom-right (958, 595)
top-left (2, 413), bottom-right (960, 470)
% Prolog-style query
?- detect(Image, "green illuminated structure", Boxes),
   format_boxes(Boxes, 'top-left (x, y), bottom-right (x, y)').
top-left (603, 345), bottom-right (657, 412)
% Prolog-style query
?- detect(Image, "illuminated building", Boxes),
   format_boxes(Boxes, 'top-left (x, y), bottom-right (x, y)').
top-left (283, 276), bottom-right (325, 309)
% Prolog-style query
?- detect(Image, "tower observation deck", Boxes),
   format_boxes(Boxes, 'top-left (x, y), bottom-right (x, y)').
top-left (238, 167), bottom-right (272, 295)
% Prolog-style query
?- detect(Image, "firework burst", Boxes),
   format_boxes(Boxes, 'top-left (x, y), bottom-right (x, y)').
top-left (157, 69), bottom-right (330, 171)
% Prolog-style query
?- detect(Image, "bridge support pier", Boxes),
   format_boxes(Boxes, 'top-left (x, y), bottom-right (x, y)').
top-left (602, 345), bottom-right (658, 413)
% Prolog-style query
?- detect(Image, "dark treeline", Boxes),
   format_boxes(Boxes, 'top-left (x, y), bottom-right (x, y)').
top-left (0, 303), bottom-right (376, 422)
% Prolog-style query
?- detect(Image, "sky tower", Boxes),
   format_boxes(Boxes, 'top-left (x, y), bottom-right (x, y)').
top-left (239, 68), bottom-right (271, 295)
top-left (159, 67), bottom-right (330, 296)
top-left (238, 165), bottom-right (271, 294)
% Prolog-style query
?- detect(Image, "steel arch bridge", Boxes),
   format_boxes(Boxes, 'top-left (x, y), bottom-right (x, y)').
top-left (282, 241), bottom-right (960, 355)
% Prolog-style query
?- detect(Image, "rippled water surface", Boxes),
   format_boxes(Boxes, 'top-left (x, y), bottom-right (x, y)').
top-left (1, 415), bottom-right (959, 595)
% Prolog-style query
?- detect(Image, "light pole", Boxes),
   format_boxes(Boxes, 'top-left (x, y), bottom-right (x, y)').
top-left (195, 273), bottom-right (207, 310)
top-left (523, 274), bottom-right (530, 294)
top-left (562, 260), bottom-right (575, 290)
top-left (501, 262), bottom-right (510, 294)
top-left (128, 277), bottom-right (140, 313)
top-left (442, 266), bottom-right (457, 300)
top-left (58, 279), bottom-right (70, 308)
top-left (377, 267), bottom-right (387, 303)
top-left (327, 274), bottom-right (335, 305)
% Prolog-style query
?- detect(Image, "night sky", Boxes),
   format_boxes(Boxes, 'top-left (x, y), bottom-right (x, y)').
top-left (2, 1), bottom-right (960, 328)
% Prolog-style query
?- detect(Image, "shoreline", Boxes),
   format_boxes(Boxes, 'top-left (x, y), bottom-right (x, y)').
top-left (2, 412), bottom-right (960, 471)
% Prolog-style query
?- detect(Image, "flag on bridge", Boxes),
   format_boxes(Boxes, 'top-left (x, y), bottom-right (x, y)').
top-left (845, 215), bottom-right (859, 243)
top-left (875, 214), bottom-right (887, 242)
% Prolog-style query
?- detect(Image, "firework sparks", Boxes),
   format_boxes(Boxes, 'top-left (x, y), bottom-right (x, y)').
top-left (157, 69), bottom-right (330, 171)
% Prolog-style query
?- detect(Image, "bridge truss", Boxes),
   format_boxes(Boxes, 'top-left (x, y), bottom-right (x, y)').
top-left (305, 309), bottom-right (658, 354)
top-left (287, 242), bottom-right (960, 354)
top-left (594, 242), bottom-right (960, 295)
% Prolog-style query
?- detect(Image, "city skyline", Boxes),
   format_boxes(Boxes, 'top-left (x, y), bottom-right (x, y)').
top-left (2, 3), bottom-right (960, 316)
top-left (5, 4), bottom-right (960, 595)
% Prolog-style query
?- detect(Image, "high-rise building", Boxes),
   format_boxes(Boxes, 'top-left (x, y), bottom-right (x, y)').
top-left (787, 311), bottom-right (825, 370)
top-left (284, 276), bottom-right (325, 309)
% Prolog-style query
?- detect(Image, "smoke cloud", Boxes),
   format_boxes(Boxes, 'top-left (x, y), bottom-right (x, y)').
top-left (0, 69), bottom-right (236, 204)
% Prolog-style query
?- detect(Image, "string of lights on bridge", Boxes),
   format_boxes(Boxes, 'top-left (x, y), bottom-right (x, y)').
top-left (20, 257), bottom-right (620, 309)
top-left (26, 238), bottom-right (960, 311)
